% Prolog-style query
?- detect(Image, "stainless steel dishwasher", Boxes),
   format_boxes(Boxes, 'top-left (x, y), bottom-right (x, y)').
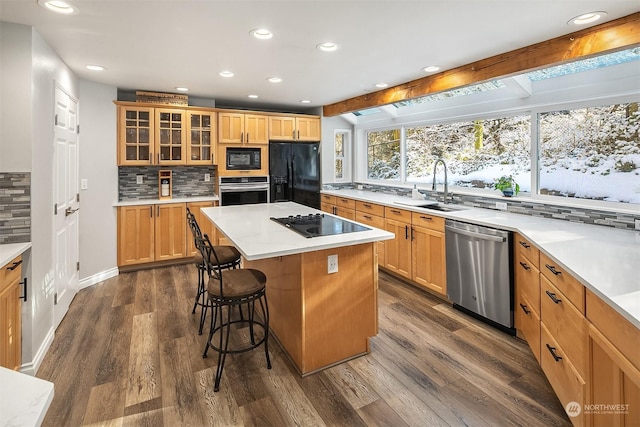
top-left (445, 219), bottom-right (514, 333)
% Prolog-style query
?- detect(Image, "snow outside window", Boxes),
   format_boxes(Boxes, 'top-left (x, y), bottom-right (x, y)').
top-left (333, 130), bottom-right (351, 182)
top-left (367, 129), bottom-right (401, 181)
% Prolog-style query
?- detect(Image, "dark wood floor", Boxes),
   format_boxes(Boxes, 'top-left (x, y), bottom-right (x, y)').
top-left (36, 265), bottom-right (570, 426)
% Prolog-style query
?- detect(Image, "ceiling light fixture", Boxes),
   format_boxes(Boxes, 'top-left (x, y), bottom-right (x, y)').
top-left (248, 94), bottom-right (259, 99)
top-left (568, 11), bottom-right (607, 25)
top-left (375, 83), bottom-right (389, 88)
top-left (85, 65), bottom-right (106, 71)
top-left (267, 77), bottom-right (282, 83)
top-left (250, 29), bottom-right (273, 40)
top-left (219, 71), bottom-right (234, 78)
top-left (37, 0), bottom-right (79, 15)
top-left (317, 42), bottom-right (339, 52)
top-left (300, 100), bottom-right (311, 104)
top-left (423, 65), bottom-right (440, 73)
top-left (175, 87), bottom-right (189, 92)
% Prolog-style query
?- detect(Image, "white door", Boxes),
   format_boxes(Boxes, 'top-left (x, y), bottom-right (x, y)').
top-left (53, 85), bottom-right (79, 328)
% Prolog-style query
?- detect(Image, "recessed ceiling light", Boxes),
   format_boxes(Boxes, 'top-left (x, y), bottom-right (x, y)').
top-left (568, 11), bottom-right (607, 25)
top-left (375, 83), bottom-right (388, 88)
top-left (175, 87), bottom-right (189, 92)
top-left (219, 71), bottom-right (234, 78)
top-left (317, 42), bottom-right (339, 52)
top-left (85, 65), bottom-right (106, 71)
top-left (250, 29), bottom-right (273, 40)
top-left (300, 99), bottom-right (311, 104)
top-left (267, 77), bottom-right (282, 83)
top-left (248, 94), bottom-right (259, 99)
top-left (423, 65), bottom-right (440, 73)
top-left (37, 0), bottom-right (79, 15)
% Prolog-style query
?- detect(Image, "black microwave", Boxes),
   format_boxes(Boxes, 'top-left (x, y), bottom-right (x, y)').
top-left (226, 147), bottom-right (261, 170)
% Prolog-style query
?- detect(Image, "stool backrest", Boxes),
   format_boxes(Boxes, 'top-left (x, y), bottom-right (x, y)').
top-left (199, 233), bottom-right (225, 295)
top-left (187, 207), bottom-right (204, 242)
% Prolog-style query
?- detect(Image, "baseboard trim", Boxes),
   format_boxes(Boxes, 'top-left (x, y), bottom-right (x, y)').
top-left (79, 267), bottom-right (119, 290)
top-left (19, 326), bottom-right (55, 376)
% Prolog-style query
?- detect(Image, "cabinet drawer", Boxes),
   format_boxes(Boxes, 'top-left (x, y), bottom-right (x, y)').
top-left (514, 233), bottom-right (539, 269)
top-left (320, 202), bottom-right (334, 215)
top-left (1, 255), bottom-right (23, 287)
top-left (334, 206), bottom-right (355, 220)
top-left (355, 200), bottom-right (384, 217)
top-left (586, 289), bottom-right (640, 370)
top-left (335, 197), bottom-right (355, 209)
top-left (515, 293), bottom-right (541, 363)
top-left (321, 194), bottom-right (336, 204)
top-left (541, 276), bottom-right (587, 377)
top-left (411, 212), bottom-right (445, 232)
top-left (540, 323), bottom-right (585, 426)
top-left (356, 211), bottom-right (384, 229)
top-left (540, 252), bottom-right (585, 314)
top-left (384, 207), bottom-right (412, 222)
top-left (515, 251), bottom-right (540, 316)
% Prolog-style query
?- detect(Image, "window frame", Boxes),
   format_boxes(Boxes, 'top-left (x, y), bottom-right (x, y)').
top-left (332, 129), bottom-right (352, 183)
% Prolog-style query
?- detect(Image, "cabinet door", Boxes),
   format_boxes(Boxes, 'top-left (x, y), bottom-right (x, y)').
top-left (296, 117), bottom-right (321, 141)
top-left (245, 114), bottom-right (269, 144)
top-left (156, 108), bottom-right (186, 164)
top-left (186, 202), bottom-right (215, 256)
top-left (118, 106), bottom-right (155, 166)
top-left (269, 116), bottom-right (296, 140)
top-left (155, 203), bottom-right (187, 261)
top-left (411, 225), bottom-right (446, 295)
top-left (0, 274), bottom-right (21, 370)
top-left (187, 111), bottom-right (215, 165)
top-left (320, 202), bottom-right (335, 215)
top-left (334, 206), bottom-right (355, 220)
top-left (219, 113), bottom-right (245, 144)
top-left (118, 205), bottom-right (155, 266)
top-left (384, 218), bottom-right (411, 279)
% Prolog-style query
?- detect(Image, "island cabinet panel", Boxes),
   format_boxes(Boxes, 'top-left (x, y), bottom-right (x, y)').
top-left (0, 255), bottom-right (22, 370)
top-left (245, 243), bottom-right (377, 375)
top-left (118, 205), bottom-right (155, 266)
top-left (155, 203), bottom-right (187, 261)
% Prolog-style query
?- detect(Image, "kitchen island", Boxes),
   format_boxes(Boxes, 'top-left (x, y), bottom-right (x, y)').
top-left (201, 202), bottom-right (394, 375)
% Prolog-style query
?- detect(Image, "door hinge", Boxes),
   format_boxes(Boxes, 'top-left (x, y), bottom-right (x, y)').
top-left (54, 203), bottom-right (58, 215)
top-left (77, 193), bottom-right (80, 202)
top-left (76, 124), bottom-right (80, 133)
top-left (54, 293), bottom-right (58, 305)
top-left (54, 114), bottom-right (58, 126)
top-left (77, 261), bottom-right (80, 271)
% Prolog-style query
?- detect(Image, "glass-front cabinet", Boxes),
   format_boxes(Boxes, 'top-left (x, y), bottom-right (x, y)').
top-left (119, 106), bottom-right (155, 165)
top-left (155, 108), bottom-right (185, 165)
top-left (188, 111), bottom-right (215, 164)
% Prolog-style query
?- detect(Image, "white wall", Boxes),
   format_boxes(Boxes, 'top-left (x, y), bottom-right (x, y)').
top-left (0, 22), bottom-right (32, 171)
top-left (78, 79), bottom-right (118, 284)
top-left (320, 115), bottom-right (353, 184)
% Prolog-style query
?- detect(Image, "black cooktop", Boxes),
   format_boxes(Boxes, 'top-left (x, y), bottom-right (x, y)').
top-left (270, 213), bottom-right (370, 238)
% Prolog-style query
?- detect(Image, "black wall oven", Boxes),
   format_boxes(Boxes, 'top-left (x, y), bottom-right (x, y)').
top-left (219, 176), bottom-right (269, 206)
top-left (226, 147), bottom-right (261, 171)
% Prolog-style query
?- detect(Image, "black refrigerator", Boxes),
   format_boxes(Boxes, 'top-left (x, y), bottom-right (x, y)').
top-left (269, 141), bottom-right (321, 209)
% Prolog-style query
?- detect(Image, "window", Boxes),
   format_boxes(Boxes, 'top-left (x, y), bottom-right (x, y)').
top-left (333, 130), bottom-right (351, 182)
top-left (539, 102), bottom-right (639, 203)
top-left (367, 129), bottom-right (401, 180)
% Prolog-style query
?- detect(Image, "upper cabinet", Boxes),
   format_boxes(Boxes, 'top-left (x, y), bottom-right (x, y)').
top-left (155, 108), bottom-right (186, 165)
top-left (118, 105), bottom-right (155, 165)
top-left (269, 115), bottom-right (321, 141)
top-left (218, 112), bottom-right (268, 145)
top-left (187, 111), bottom-right (216, 165)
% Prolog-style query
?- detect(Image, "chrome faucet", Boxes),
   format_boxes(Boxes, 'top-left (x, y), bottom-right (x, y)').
top-left (432, 158), bottom-right (450, 204)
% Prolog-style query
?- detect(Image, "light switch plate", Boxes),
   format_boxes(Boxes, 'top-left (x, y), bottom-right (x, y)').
top-left (80, 179), bottom-right (88, 190)
top-left (328, 254), bottom-right (338, 274)
top-left (136, 175), bottom-right (143, 184)
top-left (496, 201), bottom-right (508, 210)
top-left (635, 219), bottom-right (640, 231)
top-left (204, 173), bottom-right (211, 182)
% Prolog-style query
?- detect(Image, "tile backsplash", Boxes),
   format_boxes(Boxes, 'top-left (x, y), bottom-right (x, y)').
top-left (119, 166), bottom-right (216, 201)
top-left (0, 172), bottom-right (31, 244)
top-left (324, 182), bottom-right (637, 231)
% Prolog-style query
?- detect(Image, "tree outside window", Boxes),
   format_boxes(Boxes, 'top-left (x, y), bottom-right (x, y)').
top-left (367, 129), bottom-right (400, 180)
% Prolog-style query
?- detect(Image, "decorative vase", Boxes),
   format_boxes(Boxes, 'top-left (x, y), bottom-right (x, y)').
top-left (502, 188), bottom-right (514, 197)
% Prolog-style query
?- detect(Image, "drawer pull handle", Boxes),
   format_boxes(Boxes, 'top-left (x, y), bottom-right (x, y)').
top-left (19, 278), bottom-right (27, 302)
top-left (405, 225), bottom-right (409, 239)
top-left (545, 264), bottom-right (562, 276)
top-left (519, 303), bottom-right (530, 314)
top-left (519, 241), bottom-right (531, 249)
top-left (519, 261), bottom-right (530, 271)
top-left (390, 209), bottom-right (401, 214)
top-left (419, 216), bottom-right (433, 221)
top-left (363, 215), bottom-right (372, 220)
top-left (363, 203), bottom-right (371, 208)
top-left (7, 260), bottom-right (22, 271)
top-left (546, 344), bottom-right (563, 362)
top-left (545, 290), bottom-right (562, 304)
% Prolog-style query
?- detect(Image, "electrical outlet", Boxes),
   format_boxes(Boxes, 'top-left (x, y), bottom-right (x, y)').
top-left (327, 254), bottom-right (338, 274)
top-left (496, 201), bottom-right (508, 210)
top-left (136, 175), bottom-right (143, 185)
top-left (635, 219), bottom-right (640, 231)
top-left (80, 179), bottom-right (88, 190)
top-left (204, 173), bottom-right (211, 182)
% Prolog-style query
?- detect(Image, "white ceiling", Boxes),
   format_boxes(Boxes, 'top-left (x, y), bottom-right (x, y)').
top-left (1, 1), bottom-right (638, 112)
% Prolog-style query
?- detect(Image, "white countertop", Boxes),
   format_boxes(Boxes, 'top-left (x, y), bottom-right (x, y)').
top-left (323, 189), bottom-right (640, 328)
top-left (0, 242), bottom-right (31, 268)
top-left (113, 195), bottom-right (218, 207)
top-left (0, 367), bottom-right (54, 427)
top-left (201, 202), bottom-right (394, 261)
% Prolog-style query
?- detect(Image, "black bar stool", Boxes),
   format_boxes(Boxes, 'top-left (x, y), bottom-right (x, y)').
top-left (186, 208), bottom-right (241, 334)
top-left (197, 233), bottom-right (271, 392)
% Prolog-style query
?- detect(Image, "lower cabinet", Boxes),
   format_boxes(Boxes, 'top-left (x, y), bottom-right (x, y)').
top-left (0, 255), bottom-right (23, 370)
top-left (411, 212), bottom-right (446, 295)
top-left (383, 214), bottom-right (412, 279)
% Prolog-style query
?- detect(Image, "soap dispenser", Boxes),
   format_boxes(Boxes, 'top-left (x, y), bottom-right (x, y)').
top-left (412, 184), bottom-right (423, 200)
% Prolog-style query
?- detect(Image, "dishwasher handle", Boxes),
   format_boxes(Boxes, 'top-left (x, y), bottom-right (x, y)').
top-left (446, 226), bottom-right (507, 243)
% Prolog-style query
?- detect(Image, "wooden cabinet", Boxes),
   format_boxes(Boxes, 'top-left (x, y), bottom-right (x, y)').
top-left (269, 115), bottom-right (320, 141)
top-left (0, 255), bottom-right (23, 370)
top-left (514, 233), bottom-right (541, 362)
top-left (411, 213), bottom-right (446, 295)
top-left (384, 207), bottom-right (412, 279)
top-left (118, 105), bottom-right (155, 165)
top-left (117, 203), bottom-right (187, 267)
top-left (155, 108), bottom-right (186, 164)
top-left (321, 194), bottom-right (355, 219)
top-left (218, 112), bottom-right (268, 145)
top-left (186, 201), bottom-right (216, 256)
top-left (187, 111), bottom-right (216, 165)
top-left (355, 201), bottom-right (385, 266)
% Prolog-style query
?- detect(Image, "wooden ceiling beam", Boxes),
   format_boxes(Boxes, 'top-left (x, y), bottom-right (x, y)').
top-left (323, 13), bottom-right (640, 117)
